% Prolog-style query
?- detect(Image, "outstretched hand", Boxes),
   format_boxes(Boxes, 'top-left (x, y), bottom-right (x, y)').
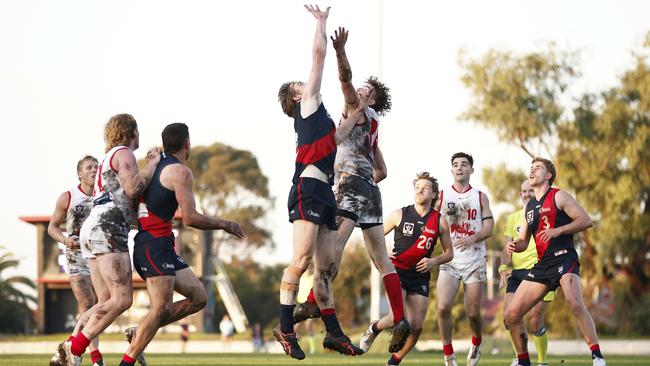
top-left (331, 27), bottom-right (348, 52)
top-left (304, 4), bottom-right (330, 20)
top-left (225, 221), bottom-right (245, 239)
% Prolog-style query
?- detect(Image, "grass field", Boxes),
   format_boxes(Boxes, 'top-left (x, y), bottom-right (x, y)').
top-left (1, 353), bottom-right (648, 366)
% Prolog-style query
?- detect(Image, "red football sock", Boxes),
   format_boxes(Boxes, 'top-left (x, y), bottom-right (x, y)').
top-left (517, 352), bottom-right (530, 360)
top-left (383, 273), bottom-right (405, 322)
top-left (71, 332), bottom-right (91, 356)
top-left (472, 335), bottom-right (482, 346)
top-left (443, 343), bottom-right (454, 356)
top-left (90, 350), bottom-right (102, 364)
top-left (306, 288), bottom-right (317, 304)
top-left (122, 354), bottom-right (136, 364)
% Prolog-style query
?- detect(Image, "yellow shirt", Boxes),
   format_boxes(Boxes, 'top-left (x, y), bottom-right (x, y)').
top-left (504, 208), bottom-right (538, 270)
top-left (297, 272), bottom-right (314, 303)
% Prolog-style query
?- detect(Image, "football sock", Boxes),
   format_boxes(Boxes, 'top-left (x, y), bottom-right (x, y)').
top-left (321, 308), bottom-right (343, 337)
top-left (90, 349), bottom-right (103, 364)
top-left (280, 304), bottom-right (295, 333)
top-left (383, 273), bottom-right (405, 322)
top-left (590, 344), bottom-right (603, 359)
top-left (533, 326), bottom-right (548, 363)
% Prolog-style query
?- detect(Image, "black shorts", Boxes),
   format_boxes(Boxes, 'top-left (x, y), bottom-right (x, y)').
top-left (396, 267), bottom-right (430, 297)
top-left (288, 177), bottom-right (338, 231)
top-left (335, 174), bottom-right (383, 225)
top-left (524, 249), bottom-right (580, 291)
top-left (133, 236), bottom-right (189, 280)
top-left (506, 269), bottom-right (531, 293)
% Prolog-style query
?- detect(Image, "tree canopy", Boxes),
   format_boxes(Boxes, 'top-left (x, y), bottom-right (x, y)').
top-left (460, 33), bottom-right (650, 334)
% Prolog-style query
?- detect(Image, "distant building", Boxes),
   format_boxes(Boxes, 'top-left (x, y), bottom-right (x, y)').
top-left (20, 215), bottom-right (208, 334)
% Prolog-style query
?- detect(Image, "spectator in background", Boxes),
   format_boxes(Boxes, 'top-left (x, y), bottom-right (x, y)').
top-left (180, 323), bottom-right (190, 353)
top-left (252, 323), bottom-right (266, 353)
top-left (219, 314), bottom-right (235, 350)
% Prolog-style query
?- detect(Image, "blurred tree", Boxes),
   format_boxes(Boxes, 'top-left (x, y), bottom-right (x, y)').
top-left (459, 33), bottom-right (650, 334)
top-left (139, 142), bottom-right (274, 255)
top-left (0, 248), bottom-right (35, 334)
top-left (332, 240), bottom-right (372, 327)
top-left (185, 143), bottom-right (274, 255)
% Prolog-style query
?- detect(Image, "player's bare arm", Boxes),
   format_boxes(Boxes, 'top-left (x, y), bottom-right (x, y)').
top-left (454, 192), bottom-right (494, 251)
top-left (47, 192), bottom-right (79, 249)
top-left (171, 164), bottom-right (244, 238)
top-left (331, 26), bottom-right (358, 110)
top-left (372, 146), bottom-right (387, 183)
top-left (334, 94), bottom-right (368, 144)
top-left (114, 147), bottom-right (161, 199)
top-left (499, 235), bottom-right (513, 289)
top-left (537, 190), bottom-right (593, 243)
top-left (300, 4), bottom-right (330, 118)
top-left (416, 217), bottom-right (454, 273)
top-left (507, 212), bottom-right (532, 254)
top-left (383, 208), bottom-right (403, 236)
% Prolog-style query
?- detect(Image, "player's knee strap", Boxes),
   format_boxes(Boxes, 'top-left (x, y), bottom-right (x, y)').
top-left (533, 326), bottom-right (547, 337)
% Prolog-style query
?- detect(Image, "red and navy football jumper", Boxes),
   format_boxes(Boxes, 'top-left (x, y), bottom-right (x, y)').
top-left (133, 153), bottom-right (189, 279)
top-left (524, 187), bottom-right (580, 290)
top-left (391, 205), bottom-right (441, 296)
top-left (288, 103), bottom-right (338, 230)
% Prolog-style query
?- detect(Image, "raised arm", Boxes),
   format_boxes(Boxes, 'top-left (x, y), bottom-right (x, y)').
top-left (47, 192), bottom-right (78, 249)
top-left (300, 4), bottom-right (330, 117)
top-left (171, 165), bottom-right (244, 238)
top-left (114, 147), bottom-right (161, 199)
top-left (331, 26), bottom-right (359, 112)
top-left (537, 190), bottom-right (593, 243)
top-left (334, 94), bottom-right (368, 144)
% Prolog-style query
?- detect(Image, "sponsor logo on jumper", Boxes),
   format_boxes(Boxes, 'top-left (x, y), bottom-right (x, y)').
top-left (450, 222), bottom-right (475, 236)
top-left (539, 207), bottom-right (551, 214)
top-left (75, 204), bottom-right (85, 214)
top-left (423, 227), bottom-right (436, 235)
top-left (554, 249), bottom-right (567, 256)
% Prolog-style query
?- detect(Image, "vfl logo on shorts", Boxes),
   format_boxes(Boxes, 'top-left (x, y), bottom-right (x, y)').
top-left (526, 210), bottom-right (534, 223)
top-left (554, 249), bottom-right (567, 256)
top-left (558, 266), bottom-right (564, 274)
top-left (527, 272), bottom-right (535, 278)
top-left (140, 267), bottom-right (148, 272)
top-left (403, 223), bottom-right (414, 236)
top-left (421, 285), bottom-right (428, 293)
top-left (307, 210), bottom-right (320, 218)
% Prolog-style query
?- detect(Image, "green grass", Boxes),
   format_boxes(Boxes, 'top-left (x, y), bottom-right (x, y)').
top-left (0, 353), bottom-right (647, 366)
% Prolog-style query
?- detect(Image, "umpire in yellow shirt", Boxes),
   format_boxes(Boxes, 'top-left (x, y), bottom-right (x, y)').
top-left (499, 180), bottom-right (554, 366)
